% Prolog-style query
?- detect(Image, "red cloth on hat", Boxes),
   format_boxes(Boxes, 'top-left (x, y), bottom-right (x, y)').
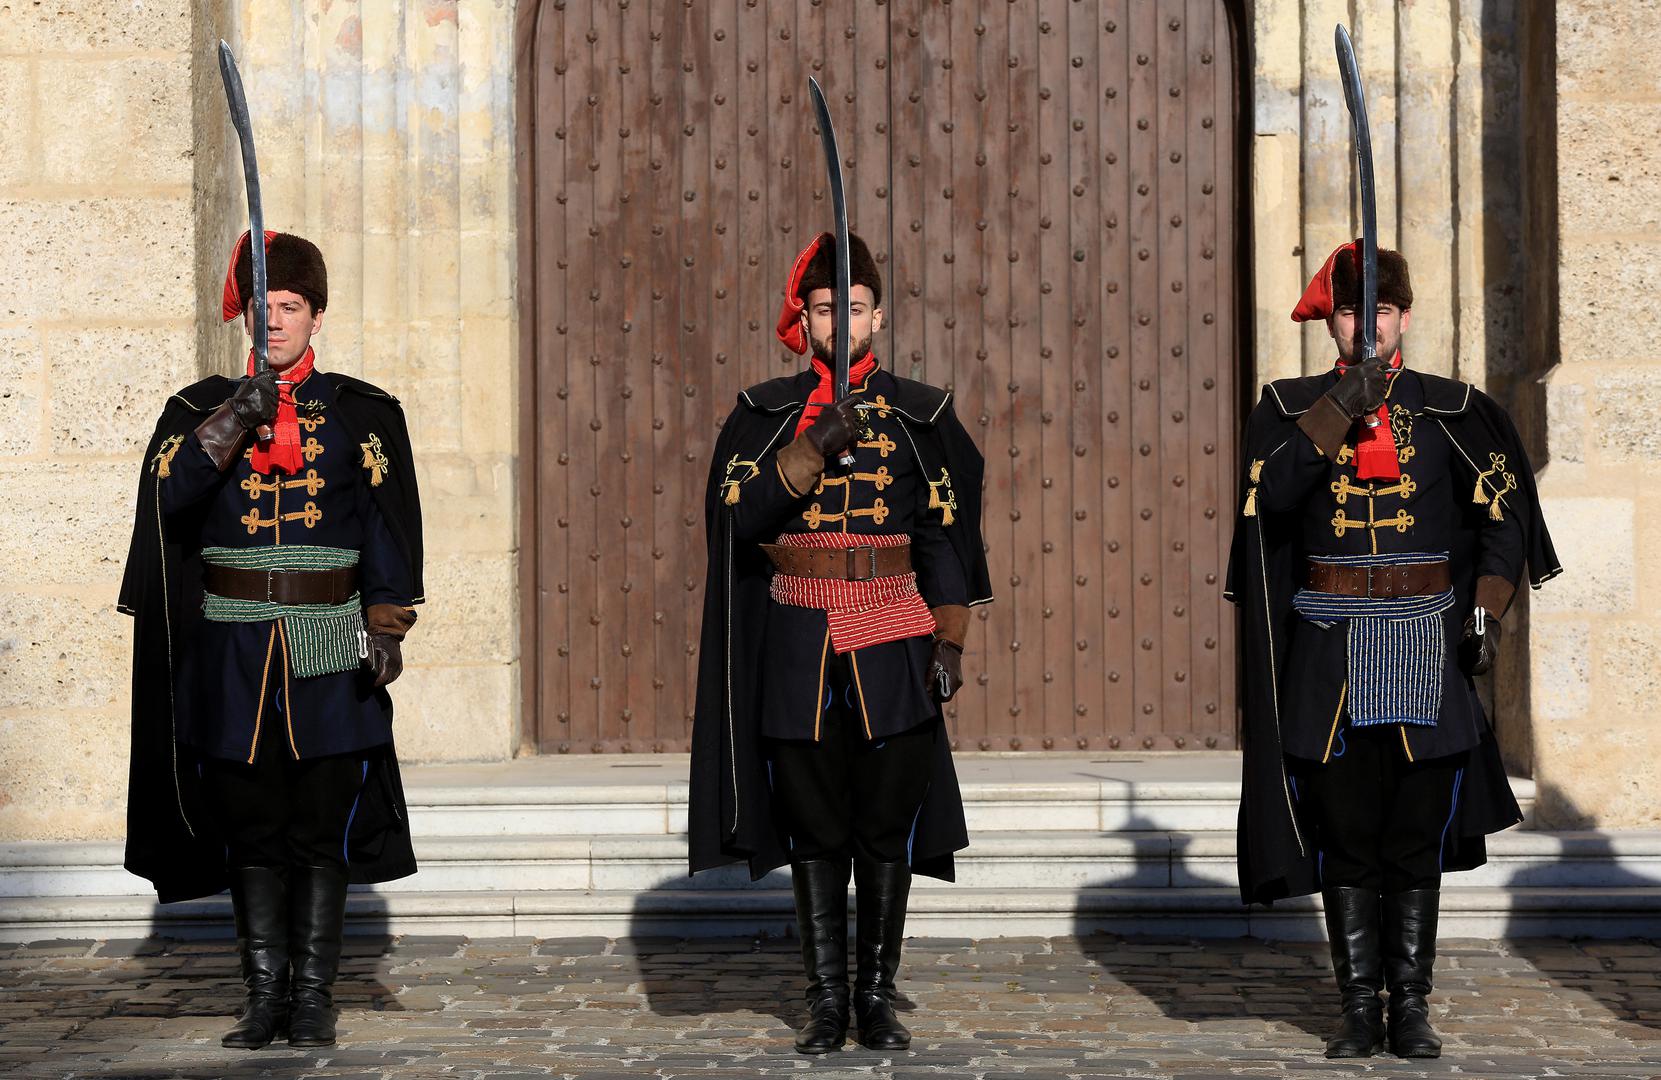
top-left (776, 233), bottom-right (831, 354)
top-left (221, 229), bottom-right (278, 322)
top-left (795, 352), bottom-right (879, 438)
top-left (1291, 240), bottom-right (1361, 323)
top-left (245, 346), bottom-right (315, 476)
top-left (1336, 350), bottom-right (1405, 481)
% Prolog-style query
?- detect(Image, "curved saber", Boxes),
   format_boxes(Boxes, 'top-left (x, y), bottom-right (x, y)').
top-left (1334, 26), bottom-right (1377, 367)
top-left (218, 42), bottom-right (272, 390)
top-left (807, 76), bottom-right (856, 468)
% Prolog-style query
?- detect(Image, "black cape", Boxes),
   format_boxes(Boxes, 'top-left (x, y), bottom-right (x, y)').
top-left (688, 368), bottom-right (993, 882)
top-left (1225, 370), bottom-right (1561, 906)
top-left (118, 373), bottom-right (425, 903)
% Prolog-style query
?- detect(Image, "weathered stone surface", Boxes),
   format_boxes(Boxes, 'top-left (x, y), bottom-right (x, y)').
top-left (0, 199), bottom-right (191, 323)
top-left (1557, 0), bottom-right (1661, 100)
top-left (391, 663), bottom-right (515, 763)
top-left (411, 552), bottom-right (516, 665)
top-left (0, 0), bottom-right (191, 54)
top-left (0, 590), bottom-right (126, 712)
top-left (0, 60), bottom-right (32, 189)
top-left (0, 705), bottom-right (128, 841)
top-left (1558, 240), bottom-right (1661, 363)
top-left (1591, 368), bottom-right (1661, 463)
top-left (38, 57), bottom-right (191, 189)
top-left (1531, 497), bottom-right (1634, 615)
top-left (0, 463), bottom-right (133, 588)
top-left (46, 326), bottom-right (195, 457)
top-left (1558, 102), bottom-right (1661, 235)
top-left (1530, 620), bottom-right (1589, 722)
top-left (0, 327), bottom-right (44, 456)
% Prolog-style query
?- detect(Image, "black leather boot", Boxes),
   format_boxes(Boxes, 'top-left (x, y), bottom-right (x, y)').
top-left (1384, 888), bottom-right (1443, 1058)
top-left (791, 858), bottom-right (852, 1054)
top-left (287, 865), bottom-right (349, 1048)
top-left (222, 866), bottom-right (290, 1049)
top-left (1322, 886), bottom-right (1386, 1059)
top-left (853, 857), bottom-right (912, 1051)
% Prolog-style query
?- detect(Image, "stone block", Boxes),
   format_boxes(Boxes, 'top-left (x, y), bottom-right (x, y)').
top-left (0, 590), bottom-right (126, 711)
top-left (0, 707), bottom-right (128, 843)
top-left (459, 316), bottom-right (514, 455)
top-left (389, 663), bottom-right (515, 763)
top-left (1557, 1), bottom-right (1661, 100)
top-left (1531, 496), bottom-right (1634, 615)
top-left (0, 0), bottom-right (190, 54)
top-left (1558, 102), bottom-right (1661, 235)
top-left (1558, 240), bottom-right (1661, 362)
top-left (1531, 620), bottom-right (1590, 722)
top-left (406, 552), bottom-right (516, 666)
top-left (1589, 368), bottom-right (1661, 463)
top-left (46, 326), bottom-right (195, 456)
top-left (1597, 619), bottom-right (1661, 721)
top-left (0, 199), bottom-right (191, 323)
top-left (0, 60), bottom-right (33, 189)
top-left (0, 326), bottom-right (44, 456)
top-left (39, 57), bottom-right (191, 189)
top-left (1546, 375), bottom-right (1587, 466)
top-left (0, 462), bottom-right (133, 588)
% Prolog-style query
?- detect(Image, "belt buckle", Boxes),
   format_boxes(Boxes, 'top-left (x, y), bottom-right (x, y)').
top-left (264, 569), bottom-right (276, 604)
top-left (1363, 565), bottom-right (1376, 600)
top-left (847, 544), bottom-right (878, 582)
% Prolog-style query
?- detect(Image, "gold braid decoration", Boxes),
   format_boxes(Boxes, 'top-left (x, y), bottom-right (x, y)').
top-left (152, 435), bottom-right (184, 478)
top-left (720, 455), bottom-right (760, 506)
top-left (926, 468), bottom-right (959, 525)
top-left (360, 433), bottom-right (390, 488)
top-left (1471, 452), bottom-right (1517, 522)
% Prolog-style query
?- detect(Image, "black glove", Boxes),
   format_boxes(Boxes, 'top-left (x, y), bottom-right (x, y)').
top-left (802, 395), bottom-right (864, 459)
top-left (927, 639), bottom-right (964, 703)
top-left (1458, 611), bottom-right (1502, 676)
top-left (230, 369), bottom-right (281, 430)
top-left (366, 633), bottom-right (404, 688)
top-left (1325, 357), bottom-right (1391, 420)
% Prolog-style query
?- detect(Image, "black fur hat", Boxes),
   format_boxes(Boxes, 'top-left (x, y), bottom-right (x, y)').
top-left (223, 231), bottom-right (329, 319)
top-left (794, 231), bottom-right (882, 308)
top-left (1331, 245), bottom-right (1413, 312)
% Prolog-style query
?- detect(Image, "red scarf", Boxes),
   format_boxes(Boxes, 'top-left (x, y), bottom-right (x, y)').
top-left (246, 346), bottom-right (315, 476)
top-left (1336, 350), bottom-right (1404, 481)
top-left (795, 352), bottom-right (879, 437)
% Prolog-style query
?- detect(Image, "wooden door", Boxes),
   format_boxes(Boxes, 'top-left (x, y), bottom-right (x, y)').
top-left (518, 0), bottom-right (1244, 753)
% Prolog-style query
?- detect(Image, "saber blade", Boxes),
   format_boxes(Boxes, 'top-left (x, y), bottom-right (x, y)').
top-left (1334, 25), bottom-right (1378, 367)
top-left (219, 40), bottom-right (269, 378)
top-left (807, 76), bottom-right (856, 468)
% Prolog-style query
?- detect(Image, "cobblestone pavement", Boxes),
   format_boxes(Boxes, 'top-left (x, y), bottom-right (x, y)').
top-left (3, 935), bottom-right (1660, 1079)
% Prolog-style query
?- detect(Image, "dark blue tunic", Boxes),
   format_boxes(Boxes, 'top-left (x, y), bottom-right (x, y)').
top-left (160, 371), bottom-right (413, 763)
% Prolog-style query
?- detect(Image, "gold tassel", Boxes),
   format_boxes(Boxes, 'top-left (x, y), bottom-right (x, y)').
top-left (1472, 477), bottom-right (1489, 506)
top-left (1489, 497), bottom-right (1505, 522)
top-left (1249, 458), bottom-right (1264, 484)
top-left (723, 482), bottom-right (740, 507)
top-left (153, 436), bottom-right (182, 478)
top-left (1243, 487), bottom-right (1258, 518)
top-left (941, 502), bottom-right (955, 526)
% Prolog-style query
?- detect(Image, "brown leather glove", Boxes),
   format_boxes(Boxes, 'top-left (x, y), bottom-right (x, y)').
top-left (1327, 357), bottom-right (1391, 420)
top-left (927, 639), bottom-right (964, 703)
top-left (1458, 610), bottom-right (1501, 676)
top-left (231, 369), bottom-right (282, 430)
top-left (803, 395), bottom-right (864, 459)
top-left (364, 603), bottom-right (417, 689)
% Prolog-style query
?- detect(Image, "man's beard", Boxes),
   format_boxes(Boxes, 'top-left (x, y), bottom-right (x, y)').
top-left (810, 331), bottom-right (873, 366)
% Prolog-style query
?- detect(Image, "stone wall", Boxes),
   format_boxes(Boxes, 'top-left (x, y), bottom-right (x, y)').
top-left (0, 2), bottom-right (198, 840)
top-left (1528, 0), bottom-right (1661, 829)
top-left (0, 0), bottom-right (519, 843)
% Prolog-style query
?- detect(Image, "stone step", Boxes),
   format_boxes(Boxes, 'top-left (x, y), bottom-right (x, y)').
top-left (4, 826), bottom-right (1655, 899)
top-left (5, 884), bottom-right (1660, 943)
top-left (399, 752), bottom-right (1539, 837)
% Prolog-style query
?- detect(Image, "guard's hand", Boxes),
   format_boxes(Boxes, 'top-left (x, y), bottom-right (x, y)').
top-left (927, 638), bottom-right (964, 703)
top-left (230, 369), bottom-right (281, 430)
top-left (366, 633), bottom-right (404, 688)
top-left (803, 395), bottom-right (864, 459)
top-left (1458, 611), bottom-right (1502, 676)
top-left (1326, 357), bottom-right (1391, 420)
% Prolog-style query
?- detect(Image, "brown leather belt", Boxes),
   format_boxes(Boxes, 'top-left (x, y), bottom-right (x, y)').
top-left (203, 565), bottom-right (359, 606)
top-left (1304, 560), bottom-right (1450, 599)
top-left (759, 542), bottom-right (913, 582)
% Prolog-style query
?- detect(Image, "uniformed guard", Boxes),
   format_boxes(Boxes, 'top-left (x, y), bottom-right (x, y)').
top-left (689, 233), bottom-right (993, 1054)
top-left (120, 230), bottom-right (424, 1050)
top-left (1227, 240), bottom-right (1561, 1059)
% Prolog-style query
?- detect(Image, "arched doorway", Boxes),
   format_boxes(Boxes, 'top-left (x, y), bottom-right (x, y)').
top-left (516, 0), bottom-right (1248, 754)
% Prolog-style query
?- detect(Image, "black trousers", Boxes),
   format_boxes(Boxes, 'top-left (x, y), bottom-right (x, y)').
top-left (766, 657), bottom-right (938, 863)
top-left (199, 694), bottom-right (371, 872)
top-left (1290, 724), bottom-right (1468, 894)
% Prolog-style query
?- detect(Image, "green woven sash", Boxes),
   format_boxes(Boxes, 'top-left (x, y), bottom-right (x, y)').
top-left (201, 545), bottom-right (365, 679)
